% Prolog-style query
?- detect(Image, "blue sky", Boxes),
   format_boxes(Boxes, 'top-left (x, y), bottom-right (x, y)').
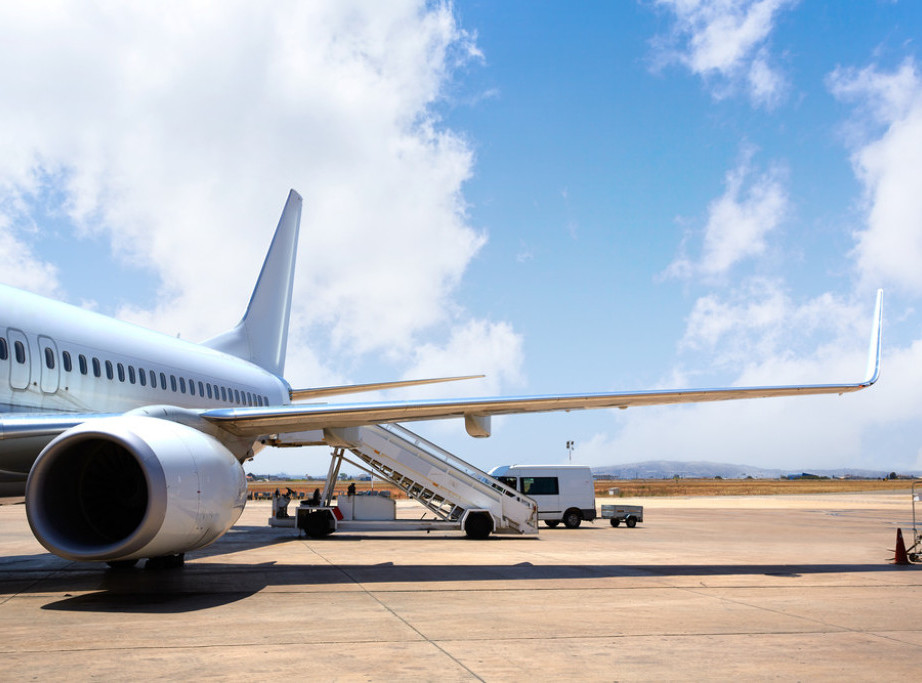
top-left (2, 1), bottom-right (922, 476)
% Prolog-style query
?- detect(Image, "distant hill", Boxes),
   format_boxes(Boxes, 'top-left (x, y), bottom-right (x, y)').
top-left (591, 460), bottom-right (917, 480)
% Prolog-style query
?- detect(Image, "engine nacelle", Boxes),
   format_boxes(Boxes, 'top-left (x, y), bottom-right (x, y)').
top-left (25, 416), bottom-right (247, 563)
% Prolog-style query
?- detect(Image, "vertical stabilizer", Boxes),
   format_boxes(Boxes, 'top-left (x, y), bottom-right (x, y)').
top-left (204, 189), bottom-right (302, 377)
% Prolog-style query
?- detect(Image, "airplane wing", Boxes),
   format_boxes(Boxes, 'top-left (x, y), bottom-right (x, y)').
top-left (290, 374), bottom-right (484, 401)
top-left (204, 290), bottom-right (883, 440)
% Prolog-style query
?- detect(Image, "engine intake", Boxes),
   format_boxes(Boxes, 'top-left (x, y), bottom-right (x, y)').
top-left (26, 416), bottom-right (246, 563)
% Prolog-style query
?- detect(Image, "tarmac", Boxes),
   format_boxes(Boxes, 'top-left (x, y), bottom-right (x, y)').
top-left (1, 491), bottom-right (920, 681)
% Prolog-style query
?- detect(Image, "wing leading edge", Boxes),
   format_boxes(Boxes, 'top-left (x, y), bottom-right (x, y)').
top-left (204, 290), bottom-right (883, 439)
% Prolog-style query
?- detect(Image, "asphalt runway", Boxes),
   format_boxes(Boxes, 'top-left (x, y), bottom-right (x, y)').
top-left (1, 492), bottom-right (920, 680)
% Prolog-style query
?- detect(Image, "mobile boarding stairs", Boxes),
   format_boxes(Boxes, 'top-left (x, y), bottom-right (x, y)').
top-left (264, 423), bottom-right (539, 539)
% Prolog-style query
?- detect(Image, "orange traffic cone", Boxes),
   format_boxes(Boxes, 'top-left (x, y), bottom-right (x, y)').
top-left (894, 528), bottom-right (910, 565)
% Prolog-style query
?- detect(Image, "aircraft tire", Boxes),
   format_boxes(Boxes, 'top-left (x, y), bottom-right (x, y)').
top-left (106, 559), bottom-right (139, 570)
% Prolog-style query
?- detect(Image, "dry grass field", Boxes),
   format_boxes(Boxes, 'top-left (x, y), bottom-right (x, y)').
top-left (248, 476), bottom-right (918, 500)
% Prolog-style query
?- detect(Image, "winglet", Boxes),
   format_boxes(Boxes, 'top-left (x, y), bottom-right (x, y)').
top-left (864, 289), bottom-right (883, 386)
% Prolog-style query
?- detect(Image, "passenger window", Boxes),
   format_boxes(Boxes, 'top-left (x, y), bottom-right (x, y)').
top-left (160, 372), bottom-right (167, 390)
top-left (199, 381), bottom-right (205, 397)
top-left (0, 337), bottom-right (7, 361)
top-left (221, 387), bottom-right (227, 402)
top-left (92, 358), bottom-right (101, 377)
top-left (14, 341), bottom-right (26, 364)
top-left (149, 370), bottom-right (156, 388)
top-left (44, 347), bottom-right (55, 369)
top-left (179, 377), bottom-right (186, 393)
top-left (137, 367), bottom-right (145, 386)
top-left (206, 383), bottom-right (213, 399)
top-left (105, 361), bottom-right (114, 380)
top-left (79, 354), bottom-right (88, 375)
top-left (128, 366), bottom-right (136, 384)
top-left (117, 363), bottom-right (125, 382)
top-left (62, 351), bottom-right (72, 372)
top-left (234, 389), bottom-right (240, 404)
top-left (170, 375), bottom-right (177, 392)
top-left (520, 477), bottom-right (559, 496)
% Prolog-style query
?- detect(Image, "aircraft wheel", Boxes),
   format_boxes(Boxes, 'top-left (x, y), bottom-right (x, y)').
top-left (626, 516), bottom-right (637, 528)
top-left (610, 519), bottom-right (620, 527)
top-left (106, 559), bottom-right (138, 570)
top-left (145, 554), bottom-right (185, 570)
top-left (544, 520), bottom-right (560, 528)
top-left (563, 509), bottom-right (582, 529)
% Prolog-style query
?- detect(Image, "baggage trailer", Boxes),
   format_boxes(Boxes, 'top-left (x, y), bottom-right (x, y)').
top-left (601, 504), bottom-right (643, 528)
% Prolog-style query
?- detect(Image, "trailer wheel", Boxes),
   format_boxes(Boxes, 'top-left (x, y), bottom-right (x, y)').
top-left (544, 520), bottom-right (560, 528)
top-left (464, 512), bottom-right (493, 539)
top-left (563, 509), bottom-right (582, 529)
top-left (626, 516), bottom-right (637, 528)
top-left (610, 519), bottom-right (620, 527)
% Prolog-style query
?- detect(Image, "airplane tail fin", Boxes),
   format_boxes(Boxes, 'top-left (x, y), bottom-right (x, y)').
top-left (204, 189), bottom-right (302, 377)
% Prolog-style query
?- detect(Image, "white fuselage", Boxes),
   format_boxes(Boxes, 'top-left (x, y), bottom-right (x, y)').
top-left (0, 283), bottom-right (290, 477)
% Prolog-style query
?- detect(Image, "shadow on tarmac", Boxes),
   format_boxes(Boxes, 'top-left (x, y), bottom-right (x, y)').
top-left (11, 558), bottom-right (909, 615)
top-left (0, 524), bottom-right (912, 615)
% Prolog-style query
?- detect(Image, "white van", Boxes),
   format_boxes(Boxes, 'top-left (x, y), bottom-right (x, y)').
top-left (489, 465), bottom-right (596, 528)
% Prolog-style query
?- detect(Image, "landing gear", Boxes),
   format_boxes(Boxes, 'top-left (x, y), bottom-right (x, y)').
top-left (144, 553), bottom-right (185, 570)
top-left (106, 559), bottom-right (139, 570)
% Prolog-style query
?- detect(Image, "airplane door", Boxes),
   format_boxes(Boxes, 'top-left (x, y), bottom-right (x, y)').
top-left (38, 336), bottom-right (59, 394)
top-left (7, 328), bottom-right (30, 391)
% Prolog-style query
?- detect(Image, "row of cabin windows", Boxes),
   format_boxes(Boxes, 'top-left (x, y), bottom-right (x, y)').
top-left (0, 336), bottom-right (268, 407)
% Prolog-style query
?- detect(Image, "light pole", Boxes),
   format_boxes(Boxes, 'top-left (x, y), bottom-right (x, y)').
top-left (566, 440), bottom-right (574, 462)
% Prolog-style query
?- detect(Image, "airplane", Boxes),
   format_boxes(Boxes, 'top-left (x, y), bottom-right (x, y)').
top-left (0, 189), bottom-right (883, 567)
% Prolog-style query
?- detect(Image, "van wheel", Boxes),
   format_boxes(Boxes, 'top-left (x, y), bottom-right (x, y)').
top-left (626, 516), bottom-right (637, 528)
top-left (563, 509), bottom-right (581, 529)
top-left (610, 519), bottom-right (620, 527)
top-left (544, 520), bottom-right (560, 528)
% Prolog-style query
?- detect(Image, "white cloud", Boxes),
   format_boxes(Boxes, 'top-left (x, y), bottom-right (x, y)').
top-left (828, 59), bottom-right (922, 295)
top-left (652, 0), bottom-right (796, 108)
top-left (0, 2), bottom-right (522, 389)
top-left (0, 188), bottom-right (60, 296)
top-left (400, 319), bottom-right (525, 398)
top-left (665, 152), bottom-right (788, 280)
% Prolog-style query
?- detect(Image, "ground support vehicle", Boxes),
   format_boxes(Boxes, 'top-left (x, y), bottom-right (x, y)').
top-left (489, 465), bottom-right (596, 528)
top-left (266, 423), bottom-right (538, 539)
top-left (602, 504), bottom-right (643, 528)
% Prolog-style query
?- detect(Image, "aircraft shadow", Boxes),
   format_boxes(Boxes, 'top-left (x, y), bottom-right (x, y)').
top-left (1, 525), bottom-right (910, 615)
top-left (27, 558), bottom-right (911, 615)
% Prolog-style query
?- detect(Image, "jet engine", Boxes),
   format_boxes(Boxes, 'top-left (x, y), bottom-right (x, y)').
top-left (25, 415), bottom-right (247, 563)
